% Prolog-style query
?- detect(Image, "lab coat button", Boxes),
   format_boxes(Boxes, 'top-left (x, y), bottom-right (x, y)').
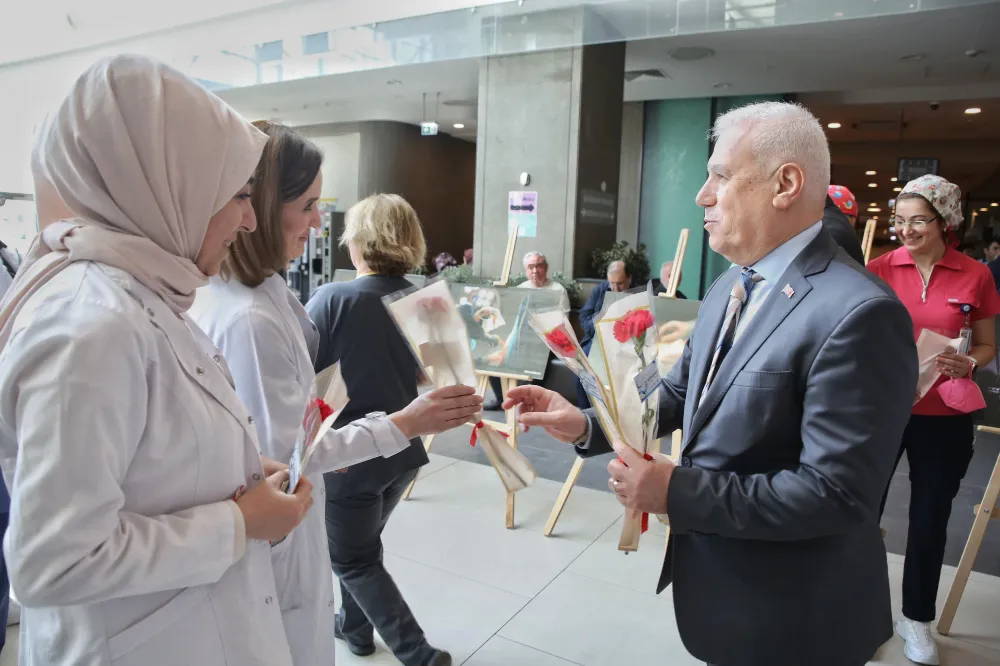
top-left (265, 596), bottom-right (273, 604)
top-left (328, 601), bottom-right (335, 607)
top-left (213, 354), bottom-right (222, 363)
top-left (195, 367), bottom-right (205, 376)
top-left (146, 308), bottom-right (155, 317)
top-left (248, 415), bottom-right (254, 425)
top-left (252, 473), bottom-right (261, 481)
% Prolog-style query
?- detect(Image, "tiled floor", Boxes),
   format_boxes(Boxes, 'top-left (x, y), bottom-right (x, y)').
top-left (2, 448), bottom-right (998, 665)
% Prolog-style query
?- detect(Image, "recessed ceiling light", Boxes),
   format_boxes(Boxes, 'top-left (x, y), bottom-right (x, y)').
top-left (966, 107), bottom-right (982, 115)
top-left (712, 82), bottom-right (731, 89)
top-left (890, 177), bottom-right (898, 182)
top-left (992, 202), bottom-right (999, 207)
top-left (893, 187), bottom-right (902, 192)
top-left (386, 79), bottom-right (402, 85)
top-left (453, 123), bottom-right (465, 129)
top-left (865, 170), bottom-right (876, 175)
top-left (900, 53), bottom-right (925, 61)
top-left (983, 207), bottom-right (990, 212)
top-left (827, 122), bottom-right (842, 129)
top-left (868, 183), bottom-right (878, 188)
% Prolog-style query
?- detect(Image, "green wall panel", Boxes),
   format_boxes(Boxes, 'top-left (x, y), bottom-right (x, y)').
top-left (638, 98), bottom-right (711, 299)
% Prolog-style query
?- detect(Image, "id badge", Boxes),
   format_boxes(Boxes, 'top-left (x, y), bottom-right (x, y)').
top-left (957, 303), bottom-right (973, 356)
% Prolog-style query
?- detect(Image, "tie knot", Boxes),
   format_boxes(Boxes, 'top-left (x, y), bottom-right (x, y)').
top-left (732, 267), bottom-right (762, 304)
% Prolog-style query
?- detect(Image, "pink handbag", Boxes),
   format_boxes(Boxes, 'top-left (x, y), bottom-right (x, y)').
top-left (937, 376), bottom-right (987, 413)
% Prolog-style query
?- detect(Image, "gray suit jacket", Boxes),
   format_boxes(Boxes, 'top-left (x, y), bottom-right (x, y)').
top-left (579, 229), bottom-right (916, 666)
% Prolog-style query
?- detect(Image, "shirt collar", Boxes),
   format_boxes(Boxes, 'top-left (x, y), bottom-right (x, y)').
top-left (748, 220), bottom-right (823, 283)
top-left (889, 245), bottom-right (965, 270)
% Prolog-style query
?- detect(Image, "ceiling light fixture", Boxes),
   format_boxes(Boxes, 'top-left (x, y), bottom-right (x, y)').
top-left (893, 187), bottom-right (902, 192)
top-left (453, 123), bottom-right (465, 129)
top-left (866, 170), bottom-right (876, 175)
top-left (992, 202), bottom-right (999, 207)
top-left (983, 207), bottom-right (990, 212)
top-left (827, 122), bottom-right (841, 129)
top-left (890, 177), bottom-right (898, 182)
top-left (868, 183), bottom-right (878, 188)
top-left (668, 46), bottom-right (715, 61)
top-left (712, 82), bottom-right (731, 89)
top-left (966, 107), bottom-right (982, 115)
top-left (900, 53), bottom-right (925, 61)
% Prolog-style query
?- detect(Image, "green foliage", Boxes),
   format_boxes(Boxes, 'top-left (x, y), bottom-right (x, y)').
top-left (591, 241), bottom-right (651, 283)
top-left (439, 264), bottom-right (476, 283)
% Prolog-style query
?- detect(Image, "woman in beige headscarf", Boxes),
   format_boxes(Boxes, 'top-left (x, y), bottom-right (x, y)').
top-left (0, 55), bottom-right (312, 666)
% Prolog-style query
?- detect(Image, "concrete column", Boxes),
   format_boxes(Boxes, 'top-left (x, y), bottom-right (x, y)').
top-left (472, 14), bottom-right (625, 281)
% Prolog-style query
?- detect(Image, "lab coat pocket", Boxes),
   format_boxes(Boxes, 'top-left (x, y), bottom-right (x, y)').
top-left (107, 586), bottom-right (225, 665)
top-left (270, 530), bottom-right (304, 612)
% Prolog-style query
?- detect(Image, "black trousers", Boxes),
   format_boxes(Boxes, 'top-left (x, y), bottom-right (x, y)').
top-left (879, 413), bottom-right (975, 623)
top-left (326, 468), bottom-right (434, 666)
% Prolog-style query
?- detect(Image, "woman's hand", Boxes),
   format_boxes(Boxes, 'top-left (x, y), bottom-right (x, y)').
top-left (502, 385), bottom-right (588, 442)
top-left (261, 455), bottom-right (288, 477)
top-left (390, 385), bottom-right (484, 438)
top-left (658, 320), bottom-right (695, 344)
top-left (236, 470), bottom-right (313, 542)
top-left (936, 352), bottom-right (972, 378)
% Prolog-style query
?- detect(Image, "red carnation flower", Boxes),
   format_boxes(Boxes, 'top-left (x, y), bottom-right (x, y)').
top-left (545, 327), bottom-right (577, 357)
top-left (316, 398), bottom-right (334, 421)
top-left (613, 308), bottom-right (654, 343)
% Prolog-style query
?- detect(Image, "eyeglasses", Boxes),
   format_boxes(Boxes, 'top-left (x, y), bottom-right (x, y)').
top-left (890, 216), bottom-right (939, 229)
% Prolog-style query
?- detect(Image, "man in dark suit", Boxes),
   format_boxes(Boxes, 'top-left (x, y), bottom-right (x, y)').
top-left (503, 102), bottom-right (917, 666)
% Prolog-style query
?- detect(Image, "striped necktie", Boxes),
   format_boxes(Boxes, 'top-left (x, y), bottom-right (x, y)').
top-left (700, 267), bottom-right (763, 405)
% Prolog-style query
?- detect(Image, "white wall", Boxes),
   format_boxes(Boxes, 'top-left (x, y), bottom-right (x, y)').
top-left (309, 133), bottom-right (362, 211)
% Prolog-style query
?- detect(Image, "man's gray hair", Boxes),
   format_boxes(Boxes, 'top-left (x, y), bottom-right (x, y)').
top-left (523, 251), bottom-right (547, 265)
top-left (711, 101), bottom-right (831, 204)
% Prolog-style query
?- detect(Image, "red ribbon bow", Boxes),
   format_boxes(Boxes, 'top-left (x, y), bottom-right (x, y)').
top-left (470, 421), bottom-right (508, 447)
top-left (618, 452), bottom-right (656, 534)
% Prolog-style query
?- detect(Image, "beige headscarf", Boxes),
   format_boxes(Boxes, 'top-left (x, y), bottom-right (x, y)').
top-left (0, 54), bottom-right (267, 351)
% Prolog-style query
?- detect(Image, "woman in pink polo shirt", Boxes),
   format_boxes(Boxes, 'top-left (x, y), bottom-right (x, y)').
top-left (868, 174), bottom-right (1000, 665)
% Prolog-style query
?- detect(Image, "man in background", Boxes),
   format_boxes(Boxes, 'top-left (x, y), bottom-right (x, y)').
top-left (824, 185), bottom-right (865, 264)
top-left (654, 260), bottom-right (688, 298)
top-left (578, 260), bottom-right (632, 353)
top-left (518, 251), bottom-right (570, 314)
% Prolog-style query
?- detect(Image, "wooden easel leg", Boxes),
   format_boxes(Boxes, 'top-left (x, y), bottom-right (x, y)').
top-left (402, 376), bottom-right (491, 502)
top-left (937, 452), bottom-right (1000, 635)
top-left (401, 434), bottom-right (435, 501)
top-left (545, 456), bottom-right (585, 536)
top-left (503, 377), bottom-right (518, 529)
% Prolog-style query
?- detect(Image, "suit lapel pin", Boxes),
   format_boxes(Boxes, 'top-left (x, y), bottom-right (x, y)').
top-left (782, 284), bottom-right (795, 299)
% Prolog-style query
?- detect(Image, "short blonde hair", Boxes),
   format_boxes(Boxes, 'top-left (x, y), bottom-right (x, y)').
top-left (340, 194), bottom-right (427, 276)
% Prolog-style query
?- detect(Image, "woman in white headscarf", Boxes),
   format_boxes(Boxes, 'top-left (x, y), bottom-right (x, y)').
top-left (0, 55), bottom-right (312, 666)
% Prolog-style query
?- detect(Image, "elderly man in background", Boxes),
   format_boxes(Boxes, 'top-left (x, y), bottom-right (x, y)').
top-left (578, 260), bottom-right (632, 353)
top-left (518, 251), bottom-right (570, 314)
top-left (655, 260), bottom-right (688, 299)
top-left (503, 101), bottom-right (916, 666)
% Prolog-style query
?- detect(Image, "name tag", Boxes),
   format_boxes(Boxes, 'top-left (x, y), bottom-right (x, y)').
top-left (579, 370), bottom-right (606, 407)
top-left (633, 361), bottom-right (661, 402)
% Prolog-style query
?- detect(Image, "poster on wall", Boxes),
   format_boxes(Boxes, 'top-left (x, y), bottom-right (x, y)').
top-left (508, 191), bottom-right (538, 238)
top-left (451, 283), bottom-right (561, 379)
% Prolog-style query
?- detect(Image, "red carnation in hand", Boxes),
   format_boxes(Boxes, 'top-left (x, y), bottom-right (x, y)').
top-left (316, 398), bottom-right (334, 421)
top-left (614, 308), bottom-right (654, 343)
top-left (545, 327), bottom-right (577, 357)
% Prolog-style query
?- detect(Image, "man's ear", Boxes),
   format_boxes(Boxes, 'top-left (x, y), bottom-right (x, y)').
top-left (772, 163), bottom-right (805, 211)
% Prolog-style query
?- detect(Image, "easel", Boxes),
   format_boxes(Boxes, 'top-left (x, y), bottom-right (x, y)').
top-left (862, 218), bottom-right (877, 265)
top-left (544, 229), bottom-right (690, 539)
top-left (402, 228), bottom-right (530, 529)
top-left (937, 425), bottom-right (1000, 635)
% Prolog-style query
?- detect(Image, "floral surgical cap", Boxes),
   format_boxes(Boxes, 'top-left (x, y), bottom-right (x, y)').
top-left (899, 174), bottom-right (964, 230)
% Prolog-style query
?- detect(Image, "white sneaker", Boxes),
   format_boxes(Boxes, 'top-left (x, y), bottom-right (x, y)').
top-left (896, 617), bottom-right (940, 665)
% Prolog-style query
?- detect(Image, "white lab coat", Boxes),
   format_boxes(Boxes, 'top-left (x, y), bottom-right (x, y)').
top-left (189, 273), bottom-right (410, 666)
top-left (0, 262), bottom-right (293, 666)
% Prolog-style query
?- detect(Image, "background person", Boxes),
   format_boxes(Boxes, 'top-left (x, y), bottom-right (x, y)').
top-left (502, 102), bottom-right (916, 666)
top-left (824, 184), bottom-right (864, 264)
top-left (518, 251), bottom-right (570, 314)
top-left (868, 174), bottom-right (1000, 666)
top-left (0, 55), bottom-right (311, 666)
top-left (306, 195), bottom-right (455, 666)
top-left (190, 123), bottom-right (482, 666)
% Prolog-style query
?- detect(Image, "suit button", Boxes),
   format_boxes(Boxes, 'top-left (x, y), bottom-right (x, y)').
top-left (681, 457), bottom-right (692, 468)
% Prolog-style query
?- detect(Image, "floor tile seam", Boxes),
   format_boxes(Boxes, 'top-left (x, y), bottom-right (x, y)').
top-left (381, 551), bottom-right (537, 601)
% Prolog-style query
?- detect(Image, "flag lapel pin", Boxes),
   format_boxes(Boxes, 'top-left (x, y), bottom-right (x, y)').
top-left (782, 284), bottom-right (795, 299)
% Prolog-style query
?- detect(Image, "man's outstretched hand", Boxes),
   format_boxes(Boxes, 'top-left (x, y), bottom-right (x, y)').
top-left (502, 385), bottom-right (588, 443)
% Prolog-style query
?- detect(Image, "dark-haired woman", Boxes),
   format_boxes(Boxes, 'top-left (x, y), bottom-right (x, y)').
top-left (190, 123), bottom-right (480, 666)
